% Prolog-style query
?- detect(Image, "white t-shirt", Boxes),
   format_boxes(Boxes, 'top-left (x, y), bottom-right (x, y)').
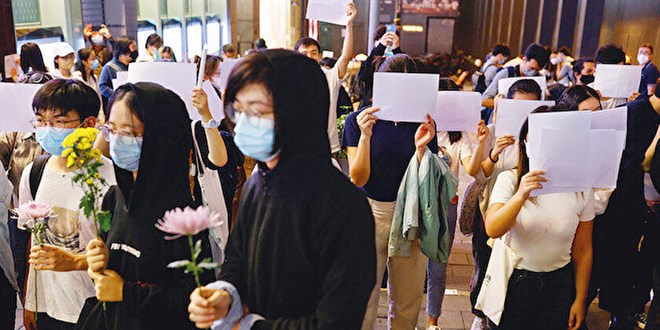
top-left (19, 157), bottom-right (116, 323)
top-left (489, 170), bottom-right (595, 272)
top-left (50, 69), bottom-right (83, 81)
top-left (324, 66), bottom-right (343, 153)
top-left (437, 131), bottom-right (474, 198)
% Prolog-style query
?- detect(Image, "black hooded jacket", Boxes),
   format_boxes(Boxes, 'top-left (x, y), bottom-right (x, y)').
top-left (219, 50), bottom-right (376, 329)
top-left (76, 83), bottom-right (215, 329)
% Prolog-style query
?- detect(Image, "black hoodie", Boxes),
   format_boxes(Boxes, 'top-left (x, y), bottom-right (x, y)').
top-left (219, 50), bottom-right (376, 329)
top-left (76, 83), bottom-right (214, 329)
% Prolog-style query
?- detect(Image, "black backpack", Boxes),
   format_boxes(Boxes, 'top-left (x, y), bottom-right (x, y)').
top-left (29, 154), bottom-right (51, 199)
top-left (471, 63), bottom-right (494, 93)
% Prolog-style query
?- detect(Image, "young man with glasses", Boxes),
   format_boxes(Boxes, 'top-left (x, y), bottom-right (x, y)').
top-left (18, 79), bottom-right (116, 330)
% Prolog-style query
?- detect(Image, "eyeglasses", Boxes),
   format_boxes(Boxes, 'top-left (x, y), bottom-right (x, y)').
top-left (100, 125), bottom-right (143, 143)
top-left (227, 100), bottom-right (274, 125)
top-left (31, 117), bottom-right (80, 128)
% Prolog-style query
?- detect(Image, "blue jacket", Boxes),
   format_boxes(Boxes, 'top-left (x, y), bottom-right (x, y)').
top-left (389, 150), bottom-right (457, 264)
top-left (98, 58), bottom-right (128, 100)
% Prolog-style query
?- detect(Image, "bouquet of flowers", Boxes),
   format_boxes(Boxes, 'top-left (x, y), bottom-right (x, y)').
top-left (13, 201), bottom-right (54, 320)
top-left (156, 206), bottom-right (221, 289)
top-left (62, 127), bottom-right (111, 236)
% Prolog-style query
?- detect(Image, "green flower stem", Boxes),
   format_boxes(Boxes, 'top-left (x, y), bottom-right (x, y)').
top-left (188, 235), bottom-right (202, 289)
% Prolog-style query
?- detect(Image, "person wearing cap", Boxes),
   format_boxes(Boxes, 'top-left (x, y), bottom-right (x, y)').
top-left (50, 43), bottom-right (82, 80)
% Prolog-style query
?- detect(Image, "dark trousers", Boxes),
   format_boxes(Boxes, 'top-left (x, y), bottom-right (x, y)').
top-left (648, 264), bottom-right (660, 330)
top-left (489, 263), bottom-right (575, 330)
top-left (36, 313), bottom-right (76, 330)
top-left (8, 217), bottom-right (30, 300)
top-left (0, 274), bottom-right (16, 330)
top-left (470, 206), bottom-right (492, 318)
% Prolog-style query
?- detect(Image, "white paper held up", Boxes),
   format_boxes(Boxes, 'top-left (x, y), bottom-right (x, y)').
top-left (0, 82), bottom-right (42, 132)
top-left (593, 64), bottom-right (642, 98)
top-left (590, 106), bottom-right (627, 132)
top-left (527, 110), bottom-right (591, 159)
top-left (219, 58), bottom-right (240, 93)
top-left (498, 76), bottom-right (547, 100)
top-left (589, 129), bottom-right (625, 189)
top-left (306, 0), bottom-right (351, 26)
top-left (372, 72), bottom-right (439, 123)
top-left (528, 127), bottom-right (590, 196)
top-left (434, 91), bottom-right (481, 131)
top-left (495, 99), bottom-right (555, 137)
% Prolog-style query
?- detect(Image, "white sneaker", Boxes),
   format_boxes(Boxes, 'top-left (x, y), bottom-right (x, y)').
top-left (470, 317), bottom-right (490, 330)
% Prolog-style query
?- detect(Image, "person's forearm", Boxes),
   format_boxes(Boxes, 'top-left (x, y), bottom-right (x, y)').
top-left (642, 133), bottom-right (659, 172)
top-left (349, 138), bottom-right (371, 187)
top-left (482, 98), bottom-right (495, 108)
top-left (481, 156), bottom-right (496, 178)
top-left (572, 240), bottom-right (592, 303)
top-left (73, 253), bottom-right (88, 271)
top-left (465, 141), bottom-right (486, 177)
top-left (200, 112), bottom-right (228, 167)
top-left (485, 195), bottom-right (525, 238)
top-left (336, 23), bottom-right (354, 79)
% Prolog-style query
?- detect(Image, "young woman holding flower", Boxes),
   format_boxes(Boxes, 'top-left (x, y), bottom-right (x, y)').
top-left (77, 82), bottom-right (215, 329)
top-left (18, 79), bottom-right (115, 330)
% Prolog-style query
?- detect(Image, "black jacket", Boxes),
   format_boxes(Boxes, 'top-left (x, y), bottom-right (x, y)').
top-left (219, 50), bottom-right (376, 329)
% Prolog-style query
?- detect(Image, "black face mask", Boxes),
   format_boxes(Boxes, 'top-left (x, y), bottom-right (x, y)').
top-left (580, 74), bottom-right (595, 85)
top-left (130, 50), bottom-right (139, 62)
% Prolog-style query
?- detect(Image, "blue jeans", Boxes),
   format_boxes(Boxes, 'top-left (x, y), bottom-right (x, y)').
top-left (426, 201), bottom-right (458, 318)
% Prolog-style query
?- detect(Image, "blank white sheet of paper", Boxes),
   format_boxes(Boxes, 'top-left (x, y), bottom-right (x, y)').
top-left (434, 91), bottom-right (482, 131)
top-left (593, 64), bottom-right (642, 98)
top-left (372, 72), bottom-right (439, 123)
top-left (498, 76), bottom-right (547, 99)
top-left (527, 110), bottom-right (591, 159)
top-left (529, 127), bottom-right (590, 196)
top-left (589, 129), bottom-right (625, 189)
top-left (0, 82), bottom-right (41, 132)
top-left (306, 0), bottom-right (351, 26)
top-left (590, 106), bottom-right (627, 132)
top-left (495, 99), bottom-right (555, 137)
top-left (219, 58), bottom-right (240, 92)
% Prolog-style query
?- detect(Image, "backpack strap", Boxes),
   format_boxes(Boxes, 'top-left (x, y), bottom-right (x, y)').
top-left (506, 66), bottom-right (517, 77)
top-left (29, 155), bottom-right (51, 200)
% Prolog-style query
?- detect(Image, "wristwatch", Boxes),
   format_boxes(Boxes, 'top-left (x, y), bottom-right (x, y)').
top-left (201, 118), bottom-right (220, 129)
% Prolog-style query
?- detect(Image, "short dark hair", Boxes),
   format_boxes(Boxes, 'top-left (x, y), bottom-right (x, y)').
top-left (558, 46), bottom-right (572, 56)
top-left (507, 78), bottom-right (542, 99)
top-left (222, 44), bottom-right (236, 53)
top-left (294, 37), bottom-right (321, 53)
top-left (114, 36), bottom-right (135, 59)
top-left (223, 53), bottom-right (275, 121)
top-left (145, 33), bottom-right (163, 49)
top-left (373, 25), bottom-right (400, 42)
top-left (319, 57), bottom-right (337, 68)
top-left (640, 43), bottom-right (654, 54)
top-left (595, 44), bottom-right (626, 64)
top-left (255, 38), bottom-right (267, 49)
top-left (524, 43), bottom-right (551, 68)
top-left (20, 42), bottom-right (47, 73)
top-left (556, 85), bottom-right (600, 109)
top-left (492, 44), bottom-right (511, 57)
top-left (32, 79), bottom-right (100, 120)
top-left (572, 58), bottom-right (595, 77)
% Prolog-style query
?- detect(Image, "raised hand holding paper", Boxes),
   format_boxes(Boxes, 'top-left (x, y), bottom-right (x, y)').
top-left (372, 72), bottom-right (439, 123)
top-left (434, 91), bottom-right (481, 131)
top-left (594, 64), bottom-right (642, 98)
top-left (306, 0), bottom-right (352, 25)
top-left (197, 44), bottom-right (208, 88)
top-left (498, 76), bottom-right (547, 100)
top-left (0, 82), bottom-right (41, 132)
top-left (495, 99), bottom-right (555, 137)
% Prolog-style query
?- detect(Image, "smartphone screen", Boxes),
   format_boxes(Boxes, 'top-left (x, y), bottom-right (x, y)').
top-left (386, 24), bottom-right (396, 33)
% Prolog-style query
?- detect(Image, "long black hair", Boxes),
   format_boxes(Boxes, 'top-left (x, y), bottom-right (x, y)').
top-left (20, 43), bottom-right (47, 73)
top-left (76, 47), bottom-right (96, 82)
top-left (107, 82), bottom-right (195, 219)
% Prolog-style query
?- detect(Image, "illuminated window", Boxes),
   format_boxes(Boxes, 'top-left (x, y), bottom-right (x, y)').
top-left (206, 16), bottom-right (221, 54)
top-left (187, 18), bottom-right (203, 58)
top-left (163, 19), bottom-right (182, 62)
top-left (137, 21), bottom-right (157, 57)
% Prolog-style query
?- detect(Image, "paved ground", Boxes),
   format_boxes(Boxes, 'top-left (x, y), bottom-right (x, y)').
top-left (374, 231), bottom-right (633, 330)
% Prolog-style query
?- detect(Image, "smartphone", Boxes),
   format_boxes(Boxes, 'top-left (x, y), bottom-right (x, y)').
top-left (386, 24), bottom-right (397, 33)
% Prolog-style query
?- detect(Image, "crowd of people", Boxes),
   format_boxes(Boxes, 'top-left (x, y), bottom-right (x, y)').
top-left (0, 3), bottom-right (659, 330)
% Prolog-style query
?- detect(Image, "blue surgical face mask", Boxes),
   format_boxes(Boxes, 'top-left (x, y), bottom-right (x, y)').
top-left (109, 134), bottom-right (143, 171)
top-left (35, 127), bottom-right (75, 156)
top-left (523, 68), bottom-right (538, 76)
top-left (90, 59), bottom-right (99, 70)
top-left (233, 113), bottom-right (277, 162)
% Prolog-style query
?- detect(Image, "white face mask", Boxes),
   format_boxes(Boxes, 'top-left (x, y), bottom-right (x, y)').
top-left (638, 54), bottom-right (650, 65)
top-left (550, 57), bottom-right (559, 65)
